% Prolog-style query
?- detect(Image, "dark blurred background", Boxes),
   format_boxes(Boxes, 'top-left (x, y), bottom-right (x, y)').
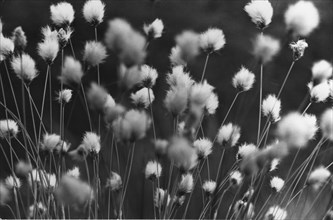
top-left (0, 0), bottom-right (332, 219)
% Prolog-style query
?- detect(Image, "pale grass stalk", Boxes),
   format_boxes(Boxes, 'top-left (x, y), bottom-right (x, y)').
top-left (213, 92), bottom-right (242, 143)
top-left (225, 181), bottom-right (244, 219)
top-left (95, 26), bottom-right (101, 136)
top-left (213, 184), bottom-right (232, 219)
top-left (152, 182), bottom-right (156, 219)
top-left (148, 88), bottom-right (156, 141)
top-left (215, 148), bottom-right (226, 183)
top-left (119, 142), bottom-right (136, 219)
top-left (80, 83), bottom-right (93, 131)
top-left (302, 101), bottom-right (312, 115)
top-left (257, 63), bottom-right (263, 145)
top-left (38, 65), bottom-right (50, 144)
top-left (49, 67), bottom-right (53, 132)
top-left (182, 159), bottom-right (206, 219)
top-left (200, 53), bottom-right (210, 82)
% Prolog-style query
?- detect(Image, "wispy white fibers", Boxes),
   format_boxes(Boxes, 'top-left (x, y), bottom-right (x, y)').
top-left (80, 132), bottom-right (101, 154)
top-left (86, 82), bottom-right (108, 111)
top-left (11, 53), bottom-right (38, 82)
top-left (131, 88), bottom-right (155, 109)
top-left (166, 65), bottom-right (194, 90)
top-left (311, 60), bottom-right (333, 83)
top-left (270, 176), bottom-right (284, 192)
top-left (55, 175), bottom-right (93, 206)
top-left (284, 1), bottom-right (319, 37)
top-left (12, 26), bottom-right (27, 52)
top-left (236, 143), bottom-right (258, 160)
top-left (83, 0), bottom-right (105, 25)
top-left (145, 161), bottom-right (162, 181)
top-left (229, 170), bottom-right (243, 186)
top-left (232, 66), bottom-right (255, 92)
top-left (67, 167), bottom-right (80, 179)
top-left (289, 39), bottom-right (308, 61)
top-left (140, 64), bottom-right (158, 88)
top-left (199, 28), bottom-right (226, 53)
top-left (28, 202), bottom-right (47, 219)
top-left (105, 18), bottom-right (146, 67)
top-left (178, 173), bottom-right (194, 195)
top-left (40, 133), bottom-right (62, 152)
top-left (168, 136), bottom-right (198, 172)
top-left (308, 166), bottom-right (331, 190)
top-left (5, 175), bottom-right (21, 189)
top-left (57, 89), bottom-right (72, 104)
top-left (190, 80), bottom-right (214, 108)
top-left (265, 206), bottom-right (287, 220)
top-left (205, 92), bottom-right (219, 115)
top-left (170, 46), bottom-right (186, 66)
top-left (38, 38), bottom-right (59, 64)
top-left (15, 160), bottom-right (32, 177)
top-left (154, 188), bottom-right (170, 208)
top-left (58, 27), bottom-right (73, 48)
top-left (106, 172), bottom-right (122, 191)
top-left (118, 64), bottom-right (144, 89)
top-left (202, 180), bottom-right (216, 195)
top-left (217, 123), bottom-right (241, 147)
top-left (59, 56), bottom-right (83, 85)
top-left (320, 108), bottom-right (333, 141)
top-left (50, 2), bottom-right (75, 26)
top-left (0, 34), bottom-right (14, 61)
top-left (143, 18), bottom-right (164, 39)
top-left (0, 119), bottom-right (19, 139)
top-left (174, 30), bottom-right (200, 64)
top-left (112, 109), bottom-right (150, 142)
top-left (83, 41), bottom-right (107, 67)
top-left (0, 181), bottom-right (10, 205)
top-left (253, 34), bottom-right (280, 64)
top-left (193, 138), bottom-right (213, 159)
top-left (309, 81), bottom-right (330, 103)
top-left (276, 112), bottom-right (317, 148)
top-left (262, 94), bottom-right (281, 122)
top-left (244, 0), bottom-right (273, 29)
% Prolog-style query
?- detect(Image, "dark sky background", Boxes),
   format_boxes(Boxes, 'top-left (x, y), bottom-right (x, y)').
top-left (0, 0), bottom-right (333, 219)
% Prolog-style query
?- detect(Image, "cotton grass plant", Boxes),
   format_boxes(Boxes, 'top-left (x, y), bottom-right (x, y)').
top-left (0, 0), bottom-right (332, 219)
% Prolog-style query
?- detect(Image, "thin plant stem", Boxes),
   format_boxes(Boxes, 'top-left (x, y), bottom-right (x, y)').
top-left (215, 148), bottom-right (226, 183)
top-left (213, 185), bottom-right (232, 220)
top-left (200, 53), bottom-right (210, 82)
top-left (148, 89), bottom-right (156, 141)
top-left (257, 63), bottom-right (263, 145)
top-left (38, 65), bottom-right (49, 143)
top-left (80, 83), bottom-right (93, 131)
top-left (152, 182), bottom-right (156, 219)
top-left (49, 67), bottom-right (53, 132)
top-left (302, 102), bottom-right (312, 115)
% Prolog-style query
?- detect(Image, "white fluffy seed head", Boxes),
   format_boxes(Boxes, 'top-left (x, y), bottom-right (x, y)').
top-left (5, 175), bottom-right (21, 189)
top-left (57, 89), bottom-right (72, 104)
top-left (234, 200), bottom-right (255, 219)
top-left (170, 46), bottom-right (187, 66)
top-left (262, 94), bottom-right (281, 122)
top-left (205, 92), bottom-right (219, 115)
top-left (143, 18), bottom-right (164, 39)
top-left (41, 26), bottom-right (58, 41)
top-left (11, 53), bottom-right (38, 82)
top-left (38, 38), bottom-right (59, 64)
top-left (167, 65), bottom-right (194, 90)
top-left (50, 2), bottom-right (75, 26)
top-left (229, 170), bottom-right (243, 186)
top-left (57, 27), bottom-right (73, 48)
top-left (320, 108), bottom-right (333, 141)
top-left (59, 56), bottom-right (83, 85)
top-left (0, 119), bottom-right (19, 139)
top-left (83, 41), bottom-right (107, 67)
top-left (154, 188), bottom-right (170, 208)
top-left (168, 136), bottom-right (198, 172)
top-left (270, 176), bottom-right (284, 192)
top-left (82, 132), bottom-right (101, 154)
top-left (11, 26), bottom-right (27, 52)
top-left (289, 39), bottom-right (308, 61)
top-left (164, 86), bottom-right (189, 116)
top-left (193, 138), bottom-right (213, 159)
top-left (217, 123), bottom-right (241, 147)
top-left (140, 65), bottom-right (158, 88)
top-left (67, 167), bottom-right (80, 179)
top-left (83, 0), bottom-right (105, 25)
top-left (199, 28), bottom-right (226, 52)
top-left (307, 166), bottom-right (331, 190)
top-left (253, 34), bottom-right (280, 64)
top-left (284, 1), bottom-right (320, 37)
top-left (131, 88), bottom-right (155, 109)
top-left (277, 112), bottom-right (316, 148)
top-left (202, 180), bottom-right (216, 195)
top-left (175, 30), bottom-right (200, 64)
top-left (244, 0), bottom-right (273, 29)
top-left (312, 60), bottom-right (333, 83)
top-left (86, 82), bottom-right (108, 111)
top-left (0, 34), bottom-right (14, 61)
top-left (303, 113), bottom-right (318, 140)
top-left (28, 202), bottom-right (47, 218)
top-left (265, 206), bottom-right (287, 220)
top-left (145, 161), bottom-right (162, 181)
top-left (178, 173), bottom-right (194, 195)
top-left (232, 66), bottom-right (256, 92)
top-left (309, 81), bottom-right (330, 103)
top-left (270, 158), bottom-right (280, 172)
top-left (237, 143), bottom-right (258, 160)
top-left (106, 172), bottom-right (122, 191)
top-left (41, 133), bottom-right (61, 152)
top-left (190, 80), bottom-right (214, 108)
